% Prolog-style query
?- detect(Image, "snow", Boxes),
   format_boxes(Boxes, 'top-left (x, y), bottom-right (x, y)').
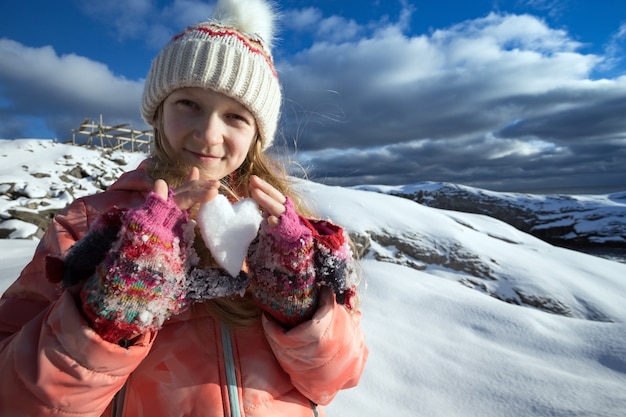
top-left (1, 139), bottom-right (626, 416)
top-left (358, 181), bottom-right (626, 246)
top-left (198, 195), bottom-right (263, 277)
top-left (0, 138), bottom-right (145, 206)
top-left (337, 261), bottom-right (626, 416)
top-left (0, 219), bottom-right (38, 239)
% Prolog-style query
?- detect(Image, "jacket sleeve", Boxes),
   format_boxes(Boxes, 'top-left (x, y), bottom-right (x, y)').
top-left (0, 198), bottom-right (154, 417)
top-left (261, 288), bottom-right (368, 406)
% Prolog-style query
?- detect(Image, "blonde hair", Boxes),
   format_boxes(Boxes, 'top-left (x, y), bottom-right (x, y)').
top-left (145, 107), bottom-right (313, 327)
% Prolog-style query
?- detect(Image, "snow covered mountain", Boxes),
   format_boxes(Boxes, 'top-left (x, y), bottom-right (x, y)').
top-left (356, 182), bottom-right (626, 251)
top-left (1, 139), bottom-right (625, 416)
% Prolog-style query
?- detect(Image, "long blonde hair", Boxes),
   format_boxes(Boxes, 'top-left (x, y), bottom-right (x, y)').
top-left (145, 108), bottom-right (313, 327)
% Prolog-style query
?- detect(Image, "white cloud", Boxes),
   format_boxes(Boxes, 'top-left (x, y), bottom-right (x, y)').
top-left (0, 39), bottom-right (144, 138)
top-left (77, 0), bottom-right (155, 41)
top-left (600, 22), bottom-right (626, 74)
top-left (276, 12), bottom-right (626, 189)
top-left (2, 2), bottom-right (625, 191)
top-left (161, 0), bottom-right (215, 28)
top-left (516, 0), bottom-right (567, 18)
top-left (282, 7), bottom-right (323, 32)
top-left (281, 12), bottom-right (603, 143)
top-left (282, 3), bottom-right (415, 45)
top-left (76, 0), bottom-right (214, 49)
top-left (318, 16), bottom-right (362, 43)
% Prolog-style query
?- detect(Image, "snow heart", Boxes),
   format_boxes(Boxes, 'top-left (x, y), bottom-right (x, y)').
top-left (197, 194), bottom-right (263, 277)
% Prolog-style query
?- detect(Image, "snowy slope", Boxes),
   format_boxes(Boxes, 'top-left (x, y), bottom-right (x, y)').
top-left (303, 181), bottom-right (626, 322)
top-left (1, 139), bottom-right (625, 416)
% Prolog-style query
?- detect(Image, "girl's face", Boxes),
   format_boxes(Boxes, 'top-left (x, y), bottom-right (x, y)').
top-left (160, 87), bottom-right (257, 180)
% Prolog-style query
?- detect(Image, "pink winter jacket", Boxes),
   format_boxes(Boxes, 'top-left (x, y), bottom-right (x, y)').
top-left (0, 168), bottom-right (368, 417)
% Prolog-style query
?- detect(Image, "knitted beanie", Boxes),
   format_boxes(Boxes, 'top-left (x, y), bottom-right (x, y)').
top-left (141, 0), bottom-right (281, 150)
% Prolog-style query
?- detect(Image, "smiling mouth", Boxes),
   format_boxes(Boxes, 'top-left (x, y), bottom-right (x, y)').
top-left (188, 150), bottom-right (222, 160)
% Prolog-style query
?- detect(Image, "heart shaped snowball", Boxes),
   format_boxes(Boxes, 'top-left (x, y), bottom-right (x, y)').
top-left (197, 194), bottom-right (263, 277)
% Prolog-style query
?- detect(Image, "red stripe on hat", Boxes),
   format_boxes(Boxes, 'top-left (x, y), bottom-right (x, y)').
top-left (172, 26), bottom-right (278, 78)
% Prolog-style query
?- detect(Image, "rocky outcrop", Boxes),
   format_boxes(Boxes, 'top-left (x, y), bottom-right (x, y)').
top-left (0, 144), bottom-right (138, 239)
top-left (349, 230), bottom-right (614, 322)
top-left (360, 182), bottom-right (626, 249)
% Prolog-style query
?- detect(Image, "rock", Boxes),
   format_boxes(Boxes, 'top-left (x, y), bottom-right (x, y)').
top-left (381, 184), bottom-right (626, 250)
top-left (352, 228), bottom-right (612, 321)
top-left (66, 166), bottom-right (88, 179)
top-left (31, 172), bottom-right (51, 178)
top-left (8, 207), bottom-right (61, 235)
top-left (349, 232), bottom-right (371, 259)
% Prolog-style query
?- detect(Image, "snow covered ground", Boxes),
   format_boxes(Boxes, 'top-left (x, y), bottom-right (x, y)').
top-left (1, 139), bottom-right (625, 416)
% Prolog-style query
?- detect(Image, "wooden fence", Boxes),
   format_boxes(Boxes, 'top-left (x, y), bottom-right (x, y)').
top-left (69, 115), bottom-right (153, 153)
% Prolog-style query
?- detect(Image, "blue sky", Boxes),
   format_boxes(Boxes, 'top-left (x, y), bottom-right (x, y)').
top-left (1, 0), bottom-right (625, 192)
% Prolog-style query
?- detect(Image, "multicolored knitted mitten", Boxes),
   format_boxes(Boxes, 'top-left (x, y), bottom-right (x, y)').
top-left (309, 218), bottom-right (359, 310)
top-left (80, 190), bottom-right (193, 343)
top-left (46, 208), bottom-right (125, 288)
top-left (248, 196), bottom-right (359, 327)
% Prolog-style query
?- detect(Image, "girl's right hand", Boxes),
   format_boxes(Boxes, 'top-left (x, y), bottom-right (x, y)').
top-left (153, 167), bottom-right (220, 210)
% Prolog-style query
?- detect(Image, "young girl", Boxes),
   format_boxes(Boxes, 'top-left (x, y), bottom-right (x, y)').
top-left (0, 0), bottom-right (368, 416)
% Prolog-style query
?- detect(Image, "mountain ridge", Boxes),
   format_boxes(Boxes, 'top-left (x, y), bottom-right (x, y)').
top-left (2, 139), bottom-right (626, 416)
top-left (355, 182), bottom-right (626, 256)
top-left (2, 139), bottom-right (625, 321)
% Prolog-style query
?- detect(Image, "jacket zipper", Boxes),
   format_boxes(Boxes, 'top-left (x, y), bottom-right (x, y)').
top-left (220, 322), bottom-right (242, 417)
top-left (310, 400), bottom-right (319, 417)
top-left (111, 382), bottom-right (127, 417)
top-left (220, 323), bottom-right (320, 417)
top-left (110, 330), bottom-right (319, 417)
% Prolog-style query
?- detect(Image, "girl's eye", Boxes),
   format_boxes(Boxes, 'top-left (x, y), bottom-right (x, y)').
top-left (229, 113), bottom-right (245, 121)
top-left (178, 99), bottom-right (199, 109)
top-left (228, 113), bottom-right (252, 125)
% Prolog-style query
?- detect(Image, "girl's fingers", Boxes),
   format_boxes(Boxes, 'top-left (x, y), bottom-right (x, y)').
top-left (250, 175), bottom-right (286, 204)
top-left (251, 186), bottom-right (284, 217)
top-left (158, 172), bottom-right (287, 217)
top-left (153, 179), bottom-right (169, 200)
top-left (266, 215), bottom-right (281, 228)
top-left (174, 180), bottom-right (220, 210)
top-left (164, 167), bottom-right (220, 210)
top-left (249, 175), bottom-right (286, 219)
top-left (174, 186), bottom-right (219, 210)
top-left (187, 166), bottom-right (200, 182)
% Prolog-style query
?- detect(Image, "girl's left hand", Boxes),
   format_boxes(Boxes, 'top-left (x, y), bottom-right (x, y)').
top-left (249, 175), bottom-right (286, 228)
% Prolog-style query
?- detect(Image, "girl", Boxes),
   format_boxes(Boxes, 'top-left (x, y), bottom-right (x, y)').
top-left (0, 0), bottom-right (368, 416)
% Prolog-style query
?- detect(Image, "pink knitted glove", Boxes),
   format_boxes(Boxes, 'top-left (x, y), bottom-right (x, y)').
top-left (81, 190), bottom-right (192, 343)
top-left (248, 197), bottom-right (359, 327)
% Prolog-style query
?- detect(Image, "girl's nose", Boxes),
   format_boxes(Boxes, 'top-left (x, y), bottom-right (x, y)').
top-left (196, 114), bottom-right (223, 146)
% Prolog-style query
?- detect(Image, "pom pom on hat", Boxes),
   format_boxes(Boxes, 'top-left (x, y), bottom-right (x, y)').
top-left (212, 0), bottom-right (278, 50)
top-left (141, 0), bottom-right (281, 150)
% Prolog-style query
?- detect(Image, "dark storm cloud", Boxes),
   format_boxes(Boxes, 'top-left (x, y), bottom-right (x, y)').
top-left (277, 10), bottom-right (626, 190)
top-left (496, 94), bottom-right (626, 142)
top-left (0, 4), bottom-right (625, 192)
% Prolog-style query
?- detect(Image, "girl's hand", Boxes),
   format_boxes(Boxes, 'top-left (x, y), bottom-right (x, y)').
top-left (153, 167), bottom-right (220, 210)
top-left (249, 175), bottom-right (286, 228)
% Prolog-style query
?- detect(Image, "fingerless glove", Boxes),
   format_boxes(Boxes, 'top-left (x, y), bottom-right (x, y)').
top-left (80, 190), bottom-right (192, 343)
top-left (46, 208), bottom-right (125, 288)
top-left (248, 197), bottom-right (359, 327)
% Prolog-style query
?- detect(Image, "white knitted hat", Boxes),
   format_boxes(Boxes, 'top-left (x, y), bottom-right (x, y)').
top-left (141, 0), bottom-right (281, 150)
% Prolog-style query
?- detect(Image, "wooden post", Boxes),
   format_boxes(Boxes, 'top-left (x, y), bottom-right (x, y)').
top-left (69, 116), bottom-right (154, 154)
